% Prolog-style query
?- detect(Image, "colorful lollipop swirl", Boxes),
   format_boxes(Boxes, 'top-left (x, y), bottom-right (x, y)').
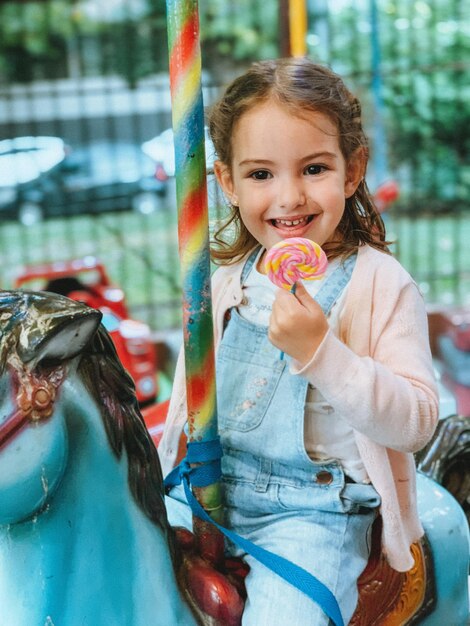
top-left (264, 237), bottom-right (328, 290)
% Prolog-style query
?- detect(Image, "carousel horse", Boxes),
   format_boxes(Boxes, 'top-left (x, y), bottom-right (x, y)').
top-left (0, 290), bottom-right (205, 626)
top-left (0, 290), bottom-right (468, 626)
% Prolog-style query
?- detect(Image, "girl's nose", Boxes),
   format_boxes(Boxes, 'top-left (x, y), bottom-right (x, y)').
top-left (278, 179), bottom-right (306, 211)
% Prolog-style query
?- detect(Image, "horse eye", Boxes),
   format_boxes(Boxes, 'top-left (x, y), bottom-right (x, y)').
top-left (35, 356), bottom-right (64, 371)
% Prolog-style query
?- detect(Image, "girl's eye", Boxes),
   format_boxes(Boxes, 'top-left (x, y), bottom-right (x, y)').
top-left (304, 164), bottom-right (325, 175)
top-left (250, 170), bottom-right (271, 180)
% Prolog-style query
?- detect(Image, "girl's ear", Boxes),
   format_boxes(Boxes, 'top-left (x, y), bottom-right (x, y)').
top-left (344, 147), bottom-right (366, 198)
top-left (214, 160), bottom-right (237, 205)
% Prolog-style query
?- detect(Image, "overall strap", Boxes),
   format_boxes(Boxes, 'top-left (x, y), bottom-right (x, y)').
top-left (240, 246), bottom-right (261, 284)
top-left (315, 253), bottom-right (357, 316)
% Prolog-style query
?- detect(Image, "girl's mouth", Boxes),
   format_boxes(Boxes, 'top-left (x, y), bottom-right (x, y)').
top-left (270, 215), bottom-right (314, 229)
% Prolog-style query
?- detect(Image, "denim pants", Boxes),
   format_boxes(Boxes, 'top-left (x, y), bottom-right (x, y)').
top-left (166, 252), bottom-right (380, 625)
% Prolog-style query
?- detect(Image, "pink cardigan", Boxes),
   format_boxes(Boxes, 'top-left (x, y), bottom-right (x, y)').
top-left (158, 245), bottom-right (439, 572)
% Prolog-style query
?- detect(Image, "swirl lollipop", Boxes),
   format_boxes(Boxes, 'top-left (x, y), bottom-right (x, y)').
top-left (264, 237), bottom-right (328, 291)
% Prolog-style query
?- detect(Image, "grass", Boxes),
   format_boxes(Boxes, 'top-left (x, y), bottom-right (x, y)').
top-left (1, 207), bottom-right (470, 332)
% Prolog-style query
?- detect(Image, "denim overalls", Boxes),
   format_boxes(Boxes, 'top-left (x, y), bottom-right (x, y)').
top-left (167, 251), bottom-right (381, 626)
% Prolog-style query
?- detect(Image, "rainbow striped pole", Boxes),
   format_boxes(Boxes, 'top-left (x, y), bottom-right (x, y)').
top-left (166, 0), bottom-right (224, 565)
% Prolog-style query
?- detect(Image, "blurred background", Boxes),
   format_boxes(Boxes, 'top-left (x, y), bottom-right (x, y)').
top-left (0, 0), bottom-right (469, 397)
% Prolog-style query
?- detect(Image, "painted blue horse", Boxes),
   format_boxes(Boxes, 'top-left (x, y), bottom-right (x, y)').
top-left (0, 290), bottom-right (200, 626)
top-left (0, 289), bottom-right (468, 626)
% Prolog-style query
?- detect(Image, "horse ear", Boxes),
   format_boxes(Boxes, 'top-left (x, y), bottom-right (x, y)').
top-left (32, 311), bottom-right (102, 364)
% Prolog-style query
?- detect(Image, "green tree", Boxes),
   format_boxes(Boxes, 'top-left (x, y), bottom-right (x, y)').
top-left (0, 1), bottom-right (74, 81)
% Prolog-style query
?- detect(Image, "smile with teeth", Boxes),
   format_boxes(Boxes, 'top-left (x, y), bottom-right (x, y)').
top-left (271, 215), bottom-right (314, 228)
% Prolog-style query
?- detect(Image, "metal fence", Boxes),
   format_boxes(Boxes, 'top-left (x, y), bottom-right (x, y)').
top-left (0, 0), bottom-right (469, 330)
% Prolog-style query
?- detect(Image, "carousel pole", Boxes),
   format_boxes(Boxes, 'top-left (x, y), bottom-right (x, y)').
top-left (289, 0), bottom-right (307, 57)
top-left (165, 0), bottom-right (224, 566)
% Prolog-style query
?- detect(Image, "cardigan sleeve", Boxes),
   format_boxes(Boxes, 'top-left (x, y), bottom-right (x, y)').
top-left (292, 281), bottom-right (439, 453)
top-left (157, 347), bottom-right (188, 477)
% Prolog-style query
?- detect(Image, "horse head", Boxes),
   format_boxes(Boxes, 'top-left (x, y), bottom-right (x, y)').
top-left (0, 290), bottom-right (102, 523)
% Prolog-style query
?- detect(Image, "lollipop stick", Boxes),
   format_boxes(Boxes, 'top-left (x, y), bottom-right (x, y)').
top-left (279, 282), bottom-right (297, 361)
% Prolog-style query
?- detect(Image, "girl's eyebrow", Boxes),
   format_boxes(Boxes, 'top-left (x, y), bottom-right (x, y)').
top-left (238, 152), bottom-right (338, 167)
top-left (238, 158), bottom-right (273, 167)
top-left (301, 152), bottom-right (338, 163)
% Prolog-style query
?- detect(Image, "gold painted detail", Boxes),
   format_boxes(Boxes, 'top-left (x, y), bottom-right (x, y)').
top-left (381, 542), bottom-right (426, 625)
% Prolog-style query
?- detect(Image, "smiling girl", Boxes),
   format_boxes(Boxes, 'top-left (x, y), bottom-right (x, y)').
top-left (159, 58), bottom-right (438, 625)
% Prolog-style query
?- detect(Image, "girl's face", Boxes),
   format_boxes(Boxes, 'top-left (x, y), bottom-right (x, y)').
top-left (215, 100), bottom-right (364, 256)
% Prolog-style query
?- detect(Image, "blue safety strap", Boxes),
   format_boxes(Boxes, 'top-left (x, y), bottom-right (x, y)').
top-left (164, 438), bottom-right (224, 489)
top-left (164, 439), bottom-right (344, 626)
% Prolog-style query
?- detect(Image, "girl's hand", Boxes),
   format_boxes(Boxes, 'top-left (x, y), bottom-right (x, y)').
top-left (269, 282), bottom-right (329, 365)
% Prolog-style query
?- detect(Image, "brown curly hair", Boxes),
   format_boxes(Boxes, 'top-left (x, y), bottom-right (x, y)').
top-left (209, 57), bottom-right (389, 264)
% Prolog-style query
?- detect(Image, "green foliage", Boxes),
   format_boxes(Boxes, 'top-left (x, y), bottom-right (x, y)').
top-left (0, 0), bottom-right (168, 82)
top-left (0, 1), bottom-right (74, 80)
top-left (199, 0), bottom-right (279, 74)
top-left (375, 0), bottom-right (470, 208)
top-left (305, 0), bottom-right (470, 211)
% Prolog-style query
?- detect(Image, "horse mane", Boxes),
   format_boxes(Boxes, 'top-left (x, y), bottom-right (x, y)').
top-left (78, 325), bottom-right (171, 537)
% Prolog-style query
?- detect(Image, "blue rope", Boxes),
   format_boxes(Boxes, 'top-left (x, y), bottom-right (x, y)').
top-left (164, 439), bottom-right (344, 626)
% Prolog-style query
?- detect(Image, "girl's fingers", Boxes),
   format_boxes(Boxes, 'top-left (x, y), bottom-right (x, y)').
top-left (290, 282), bottom-right (320, 314)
